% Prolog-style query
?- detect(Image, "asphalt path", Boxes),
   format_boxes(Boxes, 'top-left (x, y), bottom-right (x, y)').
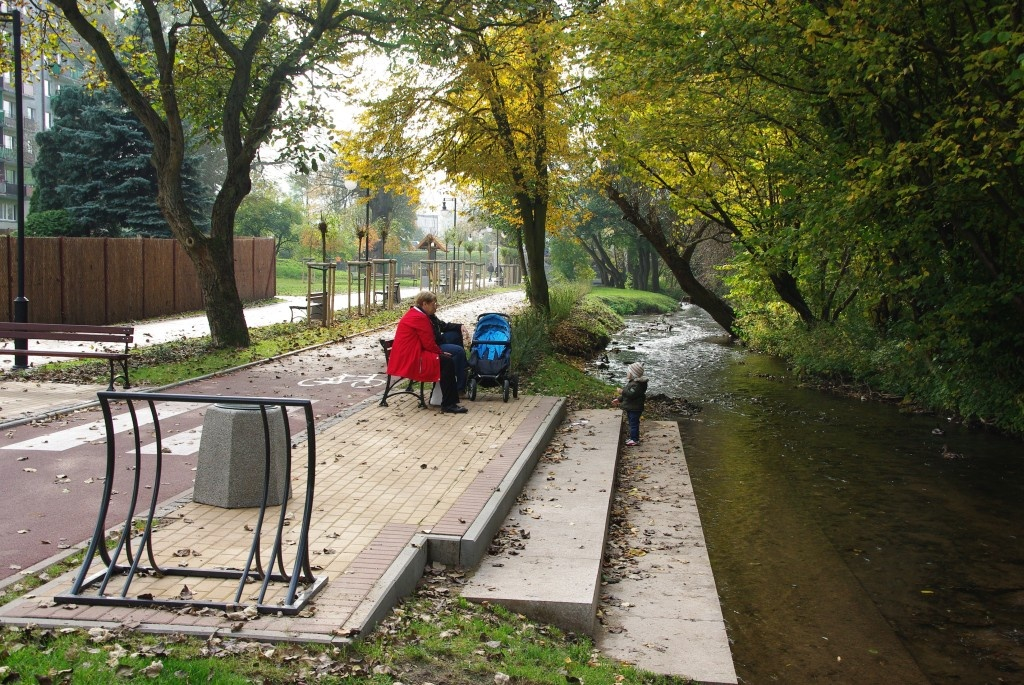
top-left (0, 291), bottom-right (526, 583)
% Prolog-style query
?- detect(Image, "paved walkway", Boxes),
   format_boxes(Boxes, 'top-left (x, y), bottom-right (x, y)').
top-left (0, 392), bottom-right (566, 643)
top-left (0, 290), bottom-right (738, 681)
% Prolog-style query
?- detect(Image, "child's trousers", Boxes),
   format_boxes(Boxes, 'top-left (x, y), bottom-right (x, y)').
top-left (626, 410), bottom-right (642, 442)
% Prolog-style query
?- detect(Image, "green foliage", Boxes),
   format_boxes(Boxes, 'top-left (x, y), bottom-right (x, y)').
top-left (275, 258), bottom-right (307, 281)
top-left (510, 307), bottom-right (552, 375)
top-left (32, 86), bottom-right (212, 237)
top-left (582, 0), bottom-right (1024, 433)
top-left (550, 297), bottom-right (620, 357)
top-left (24, 209), bottom-right (78, 237)
top-left (548, 281), bottom-right (592, 323)
top-left (549, 231), bottom-right (596, 284)
top-left (235, 185), bottom-right (303, 255)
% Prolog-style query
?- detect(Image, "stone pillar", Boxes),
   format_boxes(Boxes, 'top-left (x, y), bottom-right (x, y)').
top-left (193, 404), bottom-right (292, 508)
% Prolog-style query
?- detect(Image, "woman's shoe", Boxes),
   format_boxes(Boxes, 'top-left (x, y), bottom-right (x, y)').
top-left (442, 404), bottom-right (468, 414)
top-left (625, 439), bottom-right (639, 446)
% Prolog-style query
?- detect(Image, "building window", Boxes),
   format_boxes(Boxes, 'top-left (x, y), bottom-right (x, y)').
top-left (2, 100), bottom-right (13, 118)
top-left (25, 106), bottom-right (33, 121)
top-left (0, 202), bottom-right (16, 222)
top-left (3, 134), bottom-right (12, 150)
top-left (44, 111), bottom-right (52, 129)
top-left (43, 80), bottom-right (49, 97)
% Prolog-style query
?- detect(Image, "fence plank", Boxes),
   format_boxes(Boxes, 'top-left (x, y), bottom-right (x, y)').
top-left (0, 236), bottom-right (274, 324)
top-left (234, 238), bottom-right (255, 301)
top-left (63, 238), bottom-right (107, 324)
top-left (26, 239), bottom-right (62, 323)
top-left (0, 237), bottom-right (11, 322)
top-left (173, 241), bottom-right (203, 313)
top-left (106, 239), bottom-right (144, 323)
top-left (142, 239), bottom-right (176, 320)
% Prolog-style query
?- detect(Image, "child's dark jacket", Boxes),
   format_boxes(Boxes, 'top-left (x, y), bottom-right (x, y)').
top-left (619, 378), bottom-right (648, 412)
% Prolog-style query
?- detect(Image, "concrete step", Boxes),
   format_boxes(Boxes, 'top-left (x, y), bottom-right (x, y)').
top-left (462, 415), bottom-right (739, 684)
top-left (595, 421), bottom-right (737, 684)
top-left (461, 409), bottom-right (620, 636)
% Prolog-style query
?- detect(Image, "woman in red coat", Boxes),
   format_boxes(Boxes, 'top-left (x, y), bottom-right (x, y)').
top-left (387, 291), bottom-right (466, 413)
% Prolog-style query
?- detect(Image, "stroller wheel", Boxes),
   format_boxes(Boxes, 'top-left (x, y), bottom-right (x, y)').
top-left (503, 379), bottom-right (511, 402)
top-left (468, 378), bottom-right (477, 401)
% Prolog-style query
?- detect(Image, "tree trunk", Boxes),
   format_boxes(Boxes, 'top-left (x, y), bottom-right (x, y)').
top-left (517, 192), bottom-right (550, 312)
top-left (768, 270), bottom-right (817, 326)
top-left (650, 250), bottom-right (661, 293)
top-left (157, 142), bottom-right (251, 348)
top-left (607, 185), bottom-right (736, 335)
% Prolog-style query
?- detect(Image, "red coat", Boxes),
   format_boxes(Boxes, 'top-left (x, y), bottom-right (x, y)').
top-left (388, 306), bottom-right (441, 382)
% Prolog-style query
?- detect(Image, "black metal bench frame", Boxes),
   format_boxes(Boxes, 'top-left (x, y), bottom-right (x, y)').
top-left (56, 391), bottom-right (326, 615)
top-left (0, 322), bottom-right (133, 390)
top-left (378, 338), bottom-right (430, 407)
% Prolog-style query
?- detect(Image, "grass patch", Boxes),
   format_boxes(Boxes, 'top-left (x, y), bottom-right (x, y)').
top-left (0, 579), bottom-right (691, 684)
top-left (521, 354), bottom-right (618, 411)
top-left (590, 287), bottom-right (679, 315)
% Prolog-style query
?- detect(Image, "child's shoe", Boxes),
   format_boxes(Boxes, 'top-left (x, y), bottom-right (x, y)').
top-left (625, 439), bottom-right (639, 446)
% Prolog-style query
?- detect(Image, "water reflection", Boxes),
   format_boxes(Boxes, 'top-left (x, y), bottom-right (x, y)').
top-left (602, 305), bottom-right (1024, 685)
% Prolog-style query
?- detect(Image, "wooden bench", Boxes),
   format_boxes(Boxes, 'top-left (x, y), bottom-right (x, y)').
top-left (0, 322), bottom-right (133, 391)
top-left (378, 338), bottom-right (429, 408)
top-left (289, 292), bottom-right (326, 322)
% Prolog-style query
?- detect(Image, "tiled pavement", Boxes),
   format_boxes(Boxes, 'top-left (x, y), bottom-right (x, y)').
top-left (0, 392), bottom-right (566, 642)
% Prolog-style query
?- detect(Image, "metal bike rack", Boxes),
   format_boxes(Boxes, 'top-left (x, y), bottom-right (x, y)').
top-left (56, 391), bottom-right (327, 615)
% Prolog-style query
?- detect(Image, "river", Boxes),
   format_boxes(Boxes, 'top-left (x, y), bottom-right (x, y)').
top-left (597, 305), bottom-right (1024, 685)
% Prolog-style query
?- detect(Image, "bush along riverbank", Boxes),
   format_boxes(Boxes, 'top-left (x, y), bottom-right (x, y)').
top-left (514, 283), bottom-right (701, 420)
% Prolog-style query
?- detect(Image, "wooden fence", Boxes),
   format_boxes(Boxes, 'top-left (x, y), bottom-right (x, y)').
top-left (0, 236), bottom-right (276, 325)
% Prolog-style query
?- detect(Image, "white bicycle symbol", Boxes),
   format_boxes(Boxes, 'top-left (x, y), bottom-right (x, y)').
top-left (297, 373), bottom-right (386, 389)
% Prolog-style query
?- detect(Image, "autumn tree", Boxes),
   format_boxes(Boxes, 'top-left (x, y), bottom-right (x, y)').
top-left (32, 0), bottom-right (394, 346)
top-left (582, 0), bottom-right (1024, 430)
top-left (349, 0), bottom-right (581, 312)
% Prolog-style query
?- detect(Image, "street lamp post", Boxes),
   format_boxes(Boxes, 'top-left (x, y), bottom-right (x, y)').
top-left (491, 227), bottom-right (499, 286)
top-left (441, 196), bottom-right (458, 259)
top-left (442, 196), bottom-right (458, 291)
top-left (2, 10), bottom-right (28, 367)
top-left (364, 188), bottom-right (371, 263)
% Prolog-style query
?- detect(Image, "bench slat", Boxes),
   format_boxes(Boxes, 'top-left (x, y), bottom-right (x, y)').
top-left (0, 322), bottom-right (132, 335)
top-left (0, 332), bottom-right (133, 344)
top-left (0, 348), bottom-right (128, 359)
top-left (0, 322), bottom-right (134, 391)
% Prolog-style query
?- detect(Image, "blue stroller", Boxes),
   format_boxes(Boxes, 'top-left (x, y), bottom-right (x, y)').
top-left (467, 312), bottom-right (519, 402)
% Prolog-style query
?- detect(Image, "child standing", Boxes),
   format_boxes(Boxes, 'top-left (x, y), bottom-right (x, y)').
top-left (612, 362), bottom-right (648, 446)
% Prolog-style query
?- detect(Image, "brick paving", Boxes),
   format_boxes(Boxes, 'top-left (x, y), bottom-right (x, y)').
top-left (0, 392), bottom-right (564, 643)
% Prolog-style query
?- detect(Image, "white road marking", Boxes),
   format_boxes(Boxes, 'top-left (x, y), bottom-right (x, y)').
top-left (2, 402), bottom-right (205, 452)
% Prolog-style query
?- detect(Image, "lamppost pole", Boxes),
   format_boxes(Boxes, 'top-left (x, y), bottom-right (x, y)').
top-left (3, 10), bottom-right (28, 367)
top-left (442, 195), bottom-right (458, 263)
top-left (496, 228), bottom-right (503, 286)
top-left (364, 188), bottom-right (370, 263)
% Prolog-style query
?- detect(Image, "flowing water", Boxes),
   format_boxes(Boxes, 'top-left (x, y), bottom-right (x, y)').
top-left (598, 305), bottom-right (1024, 684)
